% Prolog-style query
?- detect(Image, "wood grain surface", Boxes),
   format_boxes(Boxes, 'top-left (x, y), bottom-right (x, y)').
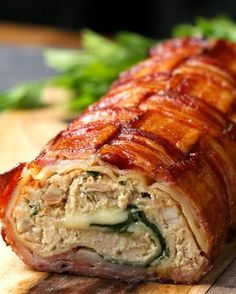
top-left (0, 109), bottom-right (236, 294)
top-left (0, 22), bottom-right (81, 48)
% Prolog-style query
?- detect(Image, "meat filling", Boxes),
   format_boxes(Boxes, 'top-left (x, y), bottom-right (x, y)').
top-left (9, 163), bottom-right (207, 274)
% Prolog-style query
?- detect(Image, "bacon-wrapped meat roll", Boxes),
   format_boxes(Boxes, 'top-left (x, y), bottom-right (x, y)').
top-left (1, 37), bottom-right (236, 283)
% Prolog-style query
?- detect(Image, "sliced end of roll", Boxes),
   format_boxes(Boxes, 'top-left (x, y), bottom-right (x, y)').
top-left (3, 160), bottom-right (210, 283)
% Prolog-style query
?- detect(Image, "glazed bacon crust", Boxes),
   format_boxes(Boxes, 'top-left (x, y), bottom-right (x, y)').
top-left (1, 37), bottom-right (236, 263)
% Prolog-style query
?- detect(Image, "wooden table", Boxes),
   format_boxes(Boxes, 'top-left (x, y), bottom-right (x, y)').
top-left (0, 22), bottom-right (81, 48)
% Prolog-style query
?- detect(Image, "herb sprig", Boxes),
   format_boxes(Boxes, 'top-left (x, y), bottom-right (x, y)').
top-left (2, 16), bottom-right (236, 112)
top-left (0, 30), bottom-right (154, 111)
top-left (172, 15), bottom-right (236, 42)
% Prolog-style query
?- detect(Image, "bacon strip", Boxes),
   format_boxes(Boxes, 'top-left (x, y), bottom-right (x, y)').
top-left (0, 37), bottom-right (236, 283)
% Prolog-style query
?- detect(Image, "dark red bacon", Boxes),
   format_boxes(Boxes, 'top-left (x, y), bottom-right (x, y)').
top-left (0, 37), bottom-right (236, 283)
top-left (0, 163), bottom-right (24, 218)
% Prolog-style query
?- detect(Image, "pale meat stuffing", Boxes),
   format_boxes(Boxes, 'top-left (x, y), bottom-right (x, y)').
top-left (10, 165), bottom-right (207, 274)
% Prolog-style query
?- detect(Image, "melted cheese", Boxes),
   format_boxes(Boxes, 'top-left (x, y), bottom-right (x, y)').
top-left (57, 208), bottom-right (128, 229)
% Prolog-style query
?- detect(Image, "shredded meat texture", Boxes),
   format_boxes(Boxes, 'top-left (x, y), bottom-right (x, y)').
top-left (11, 171), bottom-right (205, 272)
top-left (0, 37), bottom-right (236, 284)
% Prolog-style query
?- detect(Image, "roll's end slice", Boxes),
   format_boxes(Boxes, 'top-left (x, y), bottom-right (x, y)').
top-left (3, 161), bottom-right (209, 283)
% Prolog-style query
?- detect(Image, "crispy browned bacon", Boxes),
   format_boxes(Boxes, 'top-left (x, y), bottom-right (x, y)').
top-left (0, 37), bottom-right (236, 283)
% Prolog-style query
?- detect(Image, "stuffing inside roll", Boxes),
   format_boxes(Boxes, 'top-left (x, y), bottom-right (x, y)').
top-left (8, 161), bottom-right (207, 279)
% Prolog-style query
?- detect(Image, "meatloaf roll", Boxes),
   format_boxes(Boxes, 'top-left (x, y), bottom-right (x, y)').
top-left (0, 37), bottom-right (236, 284)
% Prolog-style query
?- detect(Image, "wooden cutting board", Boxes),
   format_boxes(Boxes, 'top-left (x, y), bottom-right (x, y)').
top-left (0, 109), bottom-right (236, 294)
